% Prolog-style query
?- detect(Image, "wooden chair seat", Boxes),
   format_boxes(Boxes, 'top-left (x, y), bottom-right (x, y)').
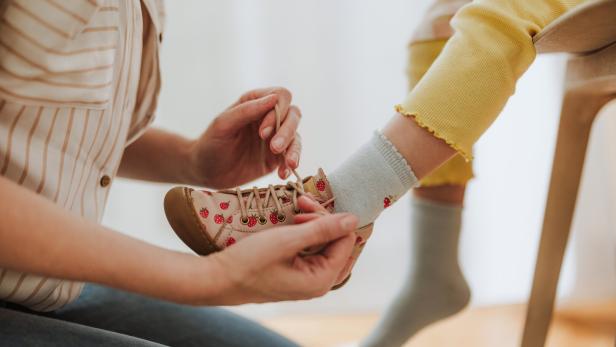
top-left (534, 0), bottom-right (616, 54)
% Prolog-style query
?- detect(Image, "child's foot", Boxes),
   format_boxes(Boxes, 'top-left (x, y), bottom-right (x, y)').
top-left (163, 169), bottom-right (373, 288)
top-left (361, 198), bottom-right (470, 347)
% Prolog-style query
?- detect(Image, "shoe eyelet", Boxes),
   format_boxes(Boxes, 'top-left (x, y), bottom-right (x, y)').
top-left (277, 213), bottom-right (286, 223)
top-left (293, 208), bottom-right (301, 214)
top-left (258, 216), bottom-right (267, 225)
top-left (240, 217), bottom-right (249, 225)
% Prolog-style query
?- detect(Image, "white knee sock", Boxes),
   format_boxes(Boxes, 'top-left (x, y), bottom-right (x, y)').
top-left (361, 197), bottom-right (470, 347)
top-left (327, 131), bottom-right (418, 227)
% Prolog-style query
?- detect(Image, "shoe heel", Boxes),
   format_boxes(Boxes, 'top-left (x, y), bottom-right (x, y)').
top-left (164, 187), bottom-right (220, 255)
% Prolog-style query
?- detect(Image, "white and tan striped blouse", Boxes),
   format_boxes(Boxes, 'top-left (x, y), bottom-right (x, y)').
top-left (0, 0), bottom-right (164, 311)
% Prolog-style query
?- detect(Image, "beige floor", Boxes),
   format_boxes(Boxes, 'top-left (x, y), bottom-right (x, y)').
top-left (262, 302), bottom-right (616, 347)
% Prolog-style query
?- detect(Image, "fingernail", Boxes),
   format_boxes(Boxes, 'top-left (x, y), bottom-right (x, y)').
top-left (289, 153), bottom-right (299, 166)
top-left (272, 137), bottom-right (285, 150)
top-left (262, 127), bottom-right (273, 138)
top-left (284, 169), bottom-right (290, 178)
top-left (340, 214), bottom-right (358, 231)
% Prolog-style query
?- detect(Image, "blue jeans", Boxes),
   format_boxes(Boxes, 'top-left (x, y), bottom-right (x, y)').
top-left (0, 284), bottom-right (299, 347)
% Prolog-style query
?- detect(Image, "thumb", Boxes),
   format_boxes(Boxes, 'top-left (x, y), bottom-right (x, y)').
top-left (277, 213), bottom-right (358, 256)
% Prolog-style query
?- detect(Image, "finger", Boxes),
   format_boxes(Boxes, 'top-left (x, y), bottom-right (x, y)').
top-left (234, 87), bottom-right (292, 108)
top-left (270, 106), bottom-right (301, 154)
top-left (294, 200), bottom-right (333, 256)
top-left (277, 158), bottom-right (289, 180)
top-left (293, 213), bottom-right (323, 224)
top-left (258, 89), bottom-right (293, 139)
top-left (285, 134), bottom-right (302, 169)
top-left (319, 233), bottom-right (355, 270)
top-left (297, 232), bottom-right (354, 289)
top-left (281, 213), bottom-right (358, 255)
top-left (219, 94), bottom-right (278, 131)
top-left (259, 109), bottom-right (277, 139)
top-left (264, 151), bottom-right (280, 173)
top-left (297, 195), bottom-right (329, 214)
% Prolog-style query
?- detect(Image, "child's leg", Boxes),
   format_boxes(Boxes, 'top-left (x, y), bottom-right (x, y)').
top-left (328, 0), bottom-right (584, 227)
top-left (359, 11), bottom-right (473, 342)
top-left (332, 0), bottom-right (583, 341)
top-left (362, 159), bottom-right (472, 347)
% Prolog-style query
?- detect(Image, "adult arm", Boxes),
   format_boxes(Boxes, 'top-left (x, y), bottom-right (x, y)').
top-left (0, 175), bottom-right (356, 305)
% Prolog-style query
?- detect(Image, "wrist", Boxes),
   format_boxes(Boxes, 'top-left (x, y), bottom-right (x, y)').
top-left (180, 138), bottom-right (203, 186)
top-left (170, 253), bottom-right (228, 305)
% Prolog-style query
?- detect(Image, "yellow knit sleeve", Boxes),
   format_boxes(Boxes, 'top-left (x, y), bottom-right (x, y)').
top-left (397, 0), bottom-right (586, 160)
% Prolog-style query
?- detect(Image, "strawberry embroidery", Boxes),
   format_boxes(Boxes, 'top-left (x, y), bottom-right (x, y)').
top-left (214, 214), bottom-right (224, 224)
top-left (226, 216), bottom-right (233, 224)
top-left (220, 201), bottom-right (230, 210)
top-left (316, 179), bottom-right (326, 192)
top-left (199, 208), bottom-right (209, 219)
top-left (384, 195), bottom-right (396, 208)
top-left (270, 212), bottom-right (279, 225)
top-left (225, 237), bottom-right (236, 247)
top-left (247, 216), bottom-right (258, 228)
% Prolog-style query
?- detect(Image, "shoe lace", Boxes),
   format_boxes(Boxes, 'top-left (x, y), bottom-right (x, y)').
top-left (234, 104), bottom-right (333, 223)
top-left (235, 182), bottom-right (304, 224)
top-left (235, 104), bottom-right (305, 223)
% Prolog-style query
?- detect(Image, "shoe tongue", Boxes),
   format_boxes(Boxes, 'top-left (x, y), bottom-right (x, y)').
top-left (302, 168), bottom-right (334, 202)
top-left (303, 177), bottom-right (319, 196)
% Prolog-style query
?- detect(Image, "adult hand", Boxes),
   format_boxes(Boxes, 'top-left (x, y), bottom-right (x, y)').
top-left (189, 87), bottom-right (303, 189)
top-left (195, 196), bottom-right (357, 305)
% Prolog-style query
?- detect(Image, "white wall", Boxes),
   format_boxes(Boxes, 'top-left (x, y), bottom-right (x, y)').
top-left (103, 0), bottom-right (616, 319)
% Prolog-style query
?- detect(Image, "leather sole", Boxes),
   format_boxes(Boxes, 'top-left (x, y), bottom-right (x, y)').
top-left (164, 187), bottom-right (220, 255)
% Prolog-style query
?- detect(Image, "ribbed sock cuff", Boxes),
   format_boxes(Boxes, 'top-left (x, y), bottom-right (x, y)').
top-left (372, 131), bottom-right (418, 189)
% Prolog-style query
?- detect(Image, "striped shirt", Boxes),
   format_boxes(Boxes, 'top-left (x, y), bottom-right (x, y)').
top-left (0, 0), bottom-right (164, 311)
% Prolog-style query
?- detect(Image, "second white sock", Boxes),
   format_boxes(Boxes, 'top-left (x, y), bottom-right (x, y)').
top-left (361, 197), bottom-right (470, 347)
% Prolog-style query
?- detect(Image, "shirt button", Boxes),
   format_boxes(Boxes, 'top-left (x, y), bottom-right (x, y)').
top-left (100, 175), bottom-right (111, 188)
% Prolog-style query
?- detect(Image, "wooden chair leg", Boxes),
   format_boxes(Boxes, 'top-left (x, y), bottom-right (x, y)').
top-left (521, 90), bottom-right (612, 347)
